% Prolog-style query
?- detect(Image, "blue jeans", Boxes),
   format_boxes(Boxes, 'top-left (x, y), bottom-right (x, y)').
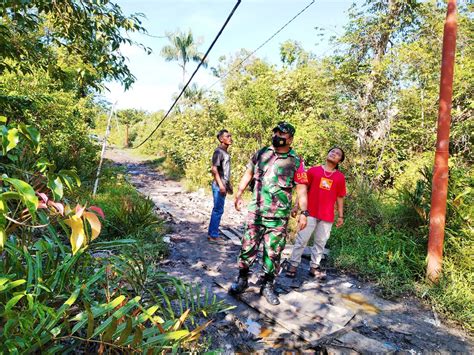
top-left (208, 182), bottom-right (226, 238)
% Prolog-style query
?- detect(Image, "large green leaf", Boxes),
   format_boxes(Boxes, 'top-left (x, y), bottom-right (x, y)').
top-left (2, 127), bottom-right (19, 153)
top-left (1, 176), bottom-right (38, 215)
top-left (19, 123), bottom-right (40, 147)
top-left (5, 293), bottom-right (25, 310)
top-left (58, 169), bottom-right (81, 189)
top-left (47, 175), bottom-right (64, 201)
top-left (0, 279), bottom-right (26, 293)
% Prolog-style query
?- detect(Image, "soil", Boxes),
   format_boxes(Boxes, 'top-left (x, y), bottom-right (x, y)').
top-left (104, 148), bottom-right (473, 353)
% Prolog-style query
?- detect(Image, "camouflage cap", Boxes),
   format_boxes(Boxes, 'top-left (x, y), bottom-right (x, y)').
top-left (272, 121), bottom-right (296, 136)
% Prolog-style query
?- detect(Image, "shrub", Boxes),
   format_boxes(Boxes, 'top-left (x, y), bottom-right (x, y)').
top-left (87, 164), bottom-right (167, 242)
top-left (0, 121), bottom-right (230, 352)
top-left (0, 71), bottom-right (100, 182)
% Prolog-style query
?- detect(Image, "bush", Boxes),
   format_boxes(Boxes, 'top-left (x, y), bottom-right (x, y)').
top-left (88, 165), bottom-right (167, 234)
top-left (0, 70), bottom-right (100, 182)
top-left (0, 122), bottom-right (230, 352)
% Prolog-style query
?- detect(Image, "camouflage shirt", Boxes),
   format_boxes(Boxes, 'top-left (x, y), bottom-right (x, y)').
top-left (246, 146), bottom-right (307, 218)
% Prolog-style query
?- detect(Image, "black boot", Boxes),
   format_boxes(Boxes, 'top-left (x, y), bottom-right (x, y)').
top-left (260, 274), bottom-right (280, 305)
top-left (229, 269), bottom-right (249, 294)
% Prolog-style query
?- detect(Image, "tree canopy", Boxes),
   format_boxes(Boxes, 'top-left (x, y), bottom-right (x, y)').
top-left (0, 0), bottom-right (150, 93)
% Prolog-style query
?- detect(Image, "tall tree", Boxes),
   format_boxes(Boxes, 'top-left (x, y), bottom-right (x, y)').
top-left (279, 40), bottom-right (309, 67)
top-left (0, 0), bottom-right (149, 94)
top-left (332, 0), bottom-right (420, 182)
top-left (160, 29), bottom-right (207, 83)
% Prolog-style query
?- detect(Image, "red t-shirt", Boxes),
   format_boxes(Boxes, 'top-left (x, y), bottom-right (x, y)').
top-left (306, 165), bottom-right (346, 222)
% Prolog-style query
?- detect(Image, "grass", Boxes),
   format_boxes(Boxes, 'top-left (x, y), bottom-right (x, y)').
top-left (325, 181), bottom-right (474, 332)
top-left (328, 220), bottom-right (426, 297)
top-left (84, 163), bottom-right (169, 259)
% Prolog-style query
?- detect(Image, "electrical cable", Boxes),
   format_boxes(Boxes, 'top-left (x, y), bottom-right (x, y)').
top-left (205, 0), bottom-right (315, 91)
top-left (141, 32), bottom-right (167, 39)
top-left (133, 0), bottom-right (242, 149)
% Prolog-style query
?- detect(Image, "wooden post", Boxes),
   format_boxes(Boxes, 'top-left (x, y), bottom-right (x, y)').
top-left (426, 0), bottom-right (457, 282)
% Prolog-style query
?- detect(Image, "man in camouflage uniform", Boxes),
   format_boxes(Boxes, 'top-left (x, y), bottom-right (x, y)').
top-left (230, 122), bottom-right (308, 305)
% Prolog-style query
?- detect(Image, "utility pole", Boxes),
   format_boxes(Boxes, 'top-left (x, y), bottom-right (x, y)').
top-left (93, 102), bottom-right (116, 197)
top-left (426, 0), bottom-right (457, 282)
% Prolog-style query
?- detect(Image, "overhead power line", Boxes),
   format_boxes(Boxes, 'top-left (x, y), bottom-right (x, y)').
top-left (206, 0), bottom-right (316, 91)
top-left (133, 0), bottom-right (242, 149)
top-left (141, 32), bottom-right (167, 39)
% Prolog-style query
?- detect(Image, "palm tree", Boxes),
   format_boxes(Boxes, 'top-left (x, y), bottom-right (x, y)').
top-left (160, 29), bottom-right (207, 83)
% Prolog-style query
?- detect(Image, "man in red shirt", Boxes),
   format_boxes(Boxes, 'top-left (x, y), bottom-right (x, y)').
top-left (286, 147), bottom-right (346, 279)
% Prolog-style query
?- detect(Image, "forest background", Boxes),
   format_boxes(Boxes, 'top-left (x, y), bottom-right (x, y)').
top-left (0, 0), bottom-right (472, 352)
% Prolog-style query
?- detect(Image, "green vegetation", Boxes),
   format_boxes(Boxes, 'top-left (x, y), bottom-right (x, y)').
top-left (330, 162), bottom-right (473, 329)
top-left (1, 0), bottom-right (471, 346)
top-left (88, 164), bottom-right (169, 263)
top-left (0, 1), bottom-right (230, 352)
top-left (106, 1), bottom-right (473, 330)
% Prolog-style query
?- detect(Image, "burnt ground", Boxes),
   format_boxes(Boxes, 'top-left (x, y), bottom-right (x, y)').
top-left (104, 148), bottom-right (473, 353)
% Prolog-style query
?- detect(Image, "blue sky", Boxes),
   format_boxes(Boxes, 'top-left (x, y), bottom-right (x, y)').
top-left (104, 1), bottom-right (357, 111)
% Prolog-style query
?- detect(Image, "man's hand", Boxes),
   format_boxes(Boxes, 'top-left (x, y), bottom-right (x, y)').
top-left (297, 214), bottom-right (307, 231)
top-left (219, 184), bottom-right (226, 195)
top-left (336, 217), bottom-right (344, 228)
top-left (291, 207), bottom-right (298, 218)
top-left (235, 195), bottom-right (244, 211)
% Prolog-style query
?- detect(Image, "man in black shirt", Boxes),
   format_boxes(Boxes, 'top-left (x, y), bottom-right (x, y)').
top-left (208, 129), bottom-right (233, 241)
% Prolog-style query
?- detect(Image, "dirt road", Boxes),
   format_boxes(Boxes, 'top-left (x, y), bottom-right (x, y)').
top-left (105, 148), bottom-right (473, 353)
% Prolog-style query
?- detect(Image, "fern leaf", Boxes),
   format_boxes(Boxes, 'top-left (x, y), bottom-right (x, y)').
top-left (172, 309), bottom-right (190, 331)
top-left (131, 325), bottom-right (143, 347)
top-left (71, 295), bottom-right (126, 334)
top-left (116, 317), bottom-right (133, 345)
top-left (91, 296), bottom-right (140, 338)
top-left (102, 316), bottom-right (118, 343)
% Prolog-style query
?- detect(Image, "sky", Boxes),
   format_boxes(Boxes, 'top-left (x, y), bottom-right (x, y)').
top-left (104, 1), bottom-right (357, 112)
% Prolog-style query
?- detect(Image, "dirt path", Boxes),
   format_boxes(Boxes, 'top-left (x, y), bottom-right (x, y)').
top-left (105, 148), bottom-right (473, 353)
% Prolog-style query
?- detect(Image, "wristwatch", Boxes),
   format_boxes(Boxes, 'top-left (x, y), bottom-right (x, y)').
top-left (300, 210), bottom-right (310, 217)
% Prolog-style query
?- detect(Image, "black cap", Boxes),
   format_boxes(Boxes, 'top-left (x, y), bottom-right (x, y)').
top-left (272, 121), bottom-right (296, 136)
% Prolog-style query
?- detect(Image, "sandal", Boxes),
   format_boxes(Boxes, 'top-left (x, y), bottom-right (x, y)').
top-left (286, 266), bottom-right (297, 278)
top-left (207, 236), bottom-right (224, 244)
top-left (309, 267), bottom-right (327, 280)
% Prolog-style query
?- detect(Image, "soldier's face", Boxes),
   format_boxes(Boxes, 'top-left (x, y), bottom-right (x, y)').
top-left (273, 131), bottom-right (293, 146)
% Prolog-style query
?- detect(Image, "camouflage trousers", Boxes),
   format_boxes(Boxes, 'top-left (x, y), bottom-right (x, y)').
top-left (238, 213), bottom-right (288, 277)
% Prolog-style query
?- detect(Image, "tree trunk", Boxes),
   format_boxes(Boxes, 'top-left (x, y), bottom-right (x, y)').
top-left (357, 0), bottom-right (404, 154)
top-left (124, 124), bottom-right (129, 148)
